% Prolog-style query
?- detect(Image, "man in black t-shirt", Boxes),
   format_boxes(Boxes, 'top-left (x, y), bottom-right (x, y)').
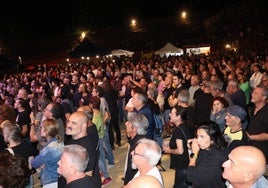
top-left (58, 144), bottom-right (98, 188)
top-left (58, 111), bottom-right (101, 188)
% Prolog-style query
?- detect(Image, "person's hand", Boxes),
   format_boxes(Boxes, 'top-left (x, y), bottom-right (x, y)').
top-left (190, 138), bottom-right (200, 154)
top-left (162, 140), bottom-right (170, 153)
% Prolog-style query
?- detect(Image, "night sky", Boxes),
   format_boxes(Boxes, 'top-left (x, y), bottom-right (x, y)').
top-left (0, 0), bottom-right (266, 61)
top-left (0, 0), bottom-right (240, 38)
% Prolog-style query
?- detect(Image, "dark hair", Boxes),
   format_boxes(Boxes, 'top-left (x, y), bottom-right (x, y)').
top-left (17, 98), bottom-right (29, 110)
top-left (213, 96), bottom-right (229, 108)
top-left (50, 103), bottom-right (63, 119)
top-left (0, 152), bottom-right (31, 188)
top-left (93, 85), bottom-right (104, 97)
top-left (173, 105), bottom-right (188, 121)
top-left (90, 96), bottom-right (100, 109)
top-left (60, 85), bottom-right (72, 100)
top-left (197, 121), bottom-right (227, 149)
top-left (0, 104), bottom-right (16, 125)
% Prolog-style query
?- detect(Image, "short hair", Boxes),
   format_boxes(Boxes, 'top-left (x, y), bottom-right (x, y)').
top-left (93, 85), bottom-right (104, 97)
top-left (0, 104), bottom-right (16, 125)
top-left (16, 98), bottom-right (29, 110)
top-left (177, 90), bottom-right (190, 104)
top-left (134, 92), bottom-right (148, 104)
top-left (37, 97), bottom-right (51, 111)
top-left (0, 152), bottom-right (31, 188)
top-left (228, 79), bottom-right (239, 88)
top-left (127, 112), bottom-right (148, 135)
top-left (2, 123), bottom-right (22, 143)
top-left (258, 86), bottom-right (268, 99)
top-left (173, 105), bottom-right (188, 121)
top-left (147, 88), bottom-right (158, 101)
top-left (63, 144), bottom-right (89, 172)
top-left (137, 138), bottom-right (161, 166)
top-left (89, 96), bottom-right (100, 109)
top-left (42, 119), bottom-right (59, 138)
top-left (209, 80), bottom-right (223, 91)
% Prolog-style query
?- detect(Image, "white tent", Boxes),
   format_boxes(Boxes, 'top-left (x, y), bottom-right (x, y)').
top-left (111, 49), bottom-right (134, 57)
top-left (155, 42), bottom-right (183, 57)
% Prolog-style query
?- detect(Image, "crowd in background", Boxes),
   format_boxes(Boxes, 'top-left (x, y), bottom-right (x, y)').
top-left (0, 48), bottom-right (268, 187)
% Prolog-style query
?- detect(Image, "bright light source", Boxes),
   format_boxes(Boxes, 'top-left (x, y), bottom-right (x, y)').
top-left (81, 32), bottom-right (86, 39)
top-left (181, 11), bottom-right (187, 19)
top-left (225, 44), bottom-right (231, 49)
top-left (131, 19), bottom-right (136, 27)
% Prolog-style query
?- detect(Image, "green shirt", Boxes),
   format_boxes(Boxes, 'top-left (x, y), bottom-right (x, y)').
top-left (92, 111), bottom-right (105, 139)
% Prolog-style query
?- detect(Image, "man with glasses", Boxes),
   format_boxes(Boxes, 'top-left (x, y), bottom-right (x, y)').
top-left (124, 113), bottom-right (149, 185)
top-left (129, 138), bottom-right (163, 186)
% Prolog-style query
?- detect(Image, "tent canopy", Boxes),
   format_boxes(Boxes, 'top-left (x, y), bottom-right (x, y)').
top-left (111, 49), bottom-right (134, 57)
top-left (155, 42), bottom-right (183, 57)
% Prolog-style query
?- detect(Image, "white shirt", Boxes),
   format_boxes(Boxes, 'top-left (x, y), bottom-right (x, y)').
top-left (133, 166), bottom-right (164, 186)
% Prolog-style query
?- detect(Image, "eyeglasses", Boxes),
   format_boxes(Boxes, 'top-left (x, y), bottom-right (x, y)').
top-left (132, 151), bottom-right (144, 157)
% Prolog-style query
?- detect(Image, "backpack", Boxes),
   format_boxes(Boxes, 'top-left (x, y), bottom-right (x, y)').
top-left (153, 114), bottom-right (164, 136)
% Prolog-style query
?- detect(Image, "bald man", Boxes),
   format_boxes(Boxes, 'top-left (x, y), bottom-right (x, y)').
top-left (222, 146), bottom-right (268, 188)
top-left (124, 175), bottom-right (162, 188)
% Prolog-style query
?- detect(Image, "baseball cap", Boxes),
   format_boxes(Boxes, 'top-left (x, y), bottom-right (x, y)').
top-left (227, 105), bottom-right (247, 122)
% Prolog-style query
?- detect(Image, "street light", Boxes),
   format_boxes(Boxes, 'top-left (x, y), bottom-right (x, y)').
top-left (130, 18), bottom-right (137, 32)
top-left (181, 11), bottom-right (187, 19)
top-left (80, 32), bottom-right (86, 41)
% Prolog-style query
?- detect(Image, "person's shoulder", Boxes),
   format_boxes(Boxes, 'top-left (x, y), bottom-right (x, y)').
top-left (66, 175), bottom-right (99, 188)
top-left (254, 176), bottom-right (268, 187)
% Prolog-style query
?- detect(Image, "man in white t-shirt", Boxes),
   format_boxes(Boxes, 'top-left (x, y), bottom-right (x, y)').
top-left (129, 138), bottom-right (164, 186)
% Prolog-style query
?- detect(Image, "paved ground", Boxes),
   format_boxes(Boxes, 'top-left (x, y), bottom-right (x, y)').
top-left (33, 123), bottom-right (175, 187)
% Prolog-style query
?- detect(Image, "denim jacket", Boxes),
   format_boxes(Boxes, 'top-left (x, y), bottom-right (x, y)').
top-left (31, 137), bottom-right (63, 185)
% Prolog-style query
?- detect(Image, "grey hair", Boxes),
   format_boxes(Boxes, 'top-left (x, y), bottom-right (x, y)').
top-left (127, 112), bottom-right (148, 135)
top-left (258, 86), bottom-right (268, 99)
top-left (63, 144), bottom-right (89, 172)
top-left (147, 88), bottom-right (158, 101)
top-left (178, 89), bottom-right (190, 104)
top-left (209, 80), bottom-right (223, 91)
top-left (135, 92), bottom-right (148, 104)
top-left (228, 79), bottom-right (239, 88)
top-left (137, 138), bottom-right (161, 166)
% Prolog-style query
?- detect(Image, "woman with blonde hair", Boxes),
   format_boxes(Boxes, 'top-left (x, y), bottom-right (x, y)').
top-left (31, 119), bottom-right (63, 188)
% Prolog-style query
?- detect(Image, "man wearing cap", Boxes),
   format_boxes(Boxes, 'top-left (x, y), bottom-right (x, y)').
top-left (224, 105), bottom-right (249, 153)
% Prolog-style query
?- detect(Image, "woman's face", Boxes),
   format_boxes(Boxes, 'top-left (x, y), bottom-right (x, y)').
top-left (213, 100), bottom-right (224, 112)
top-left (196, 128), bottom-right (212, 150)
top-left (169, 108), bottom-right (181, 125)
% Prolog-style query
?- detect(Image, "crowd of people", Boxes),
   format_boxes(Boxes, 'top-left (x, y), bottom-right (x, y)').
top-left (0, 49), bottom-right (267, 188)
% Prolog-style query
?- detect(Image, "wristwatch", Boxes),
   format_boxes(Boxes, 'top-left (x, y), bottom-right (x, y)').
top-left (190, 153), bottom-right (197, 159)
